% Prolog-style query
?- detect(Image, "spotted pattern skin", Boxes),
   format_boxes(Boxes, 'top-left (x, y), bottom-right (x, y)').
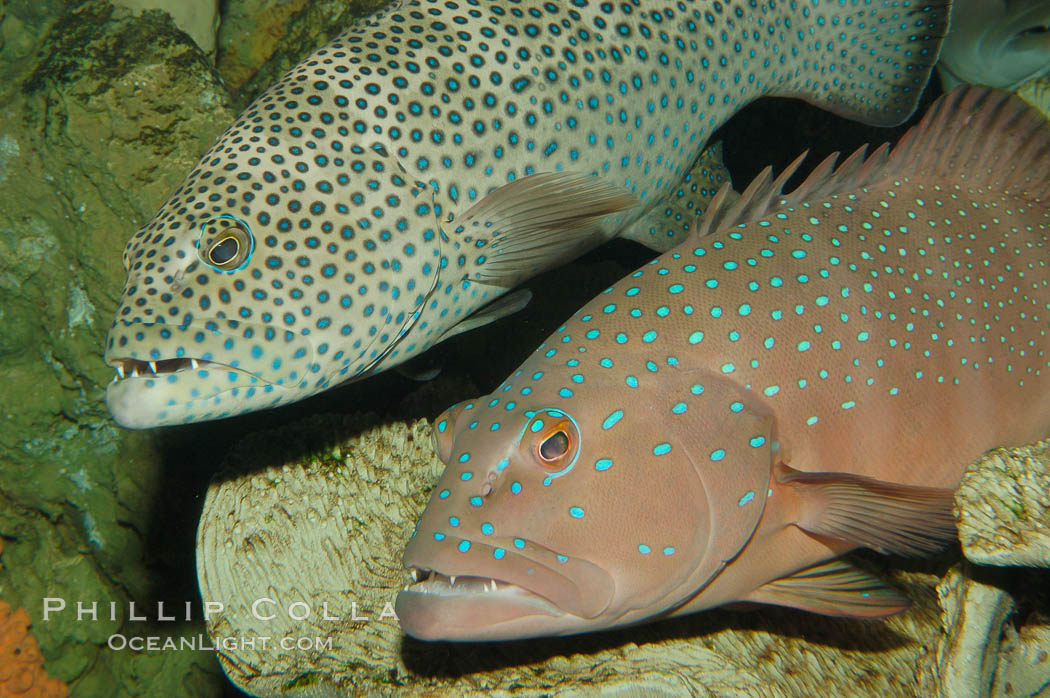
top-left (104, 0), bottom-right (950, 428)
top-left (397, 87), bottom-right (1050, 641)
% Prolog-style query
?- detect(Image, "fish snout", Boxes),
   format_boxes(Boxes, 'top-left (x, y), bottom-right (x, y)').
top-left (431, 402), bottom-right (473, 463)
top-left (398, 531), bottom-right (614, 640)
top-left (103, 319), bottom-right (316, 428)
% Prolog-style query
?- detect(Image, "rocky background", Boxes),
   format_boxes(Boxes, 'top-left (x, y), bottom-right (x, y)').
top-left (0, 1), bottom-right (391, 694)
top-left (0, 1), bottom-right (1047, 697)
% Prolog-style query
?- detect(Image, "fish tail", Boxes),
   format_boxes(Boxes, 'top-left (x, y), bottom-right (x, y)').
top-left (768, 0), bottom-right (952, 126)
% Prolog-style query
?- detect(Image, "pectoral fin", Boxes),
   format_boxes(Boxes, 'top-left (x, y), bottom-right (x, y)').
top-left (438, 289), bottom-right (533, 343)
top-left (776, 463), bottom-right (957, 556)
top-left (451, 172), bottom-right (637, 287)
top-left (394, 358), bottom-right (442, 382)
top-left (744, 558), bottom-right (909, 617)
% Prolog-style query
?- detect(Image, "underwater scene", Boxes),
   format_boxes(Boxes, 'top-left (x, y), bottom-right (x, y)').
top-left (2, 0), bottom-right (1050, 695)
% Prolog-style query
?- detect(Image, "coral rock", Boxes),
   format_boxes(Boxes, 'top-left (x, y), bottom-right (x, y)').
top-left (934, 567), bottom-right (1015, 697)
top-left (196, 416), bottom-right (444, 697)
top-left (955, 440), bottom-right (1050, 569)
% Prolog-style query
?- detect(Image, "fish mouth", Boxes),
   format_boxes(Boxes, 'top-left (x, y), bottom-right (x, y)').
top-left (103, 319), bottom-right (315, 428)
top-left (397, 535), bottom-right (615, 641)
top-left (108, 356), bottom-right (257, 380)
top-left (397, 566), bottom-right (566, 642)
top-left (402, 566), bottom-right (556, 606)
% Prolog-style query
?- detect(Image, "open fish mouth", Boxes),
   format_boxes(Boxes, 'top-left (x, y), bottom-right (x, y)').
top-left (103, 319), bottom-right (316, 428)
top-left (397, 533), bottom-right (616, 640)
top-left (402, 566), bottom-right (554, 603)
top-left (108, 356), bottom-right (266, 382)
top-left (396, 564), bottom-right (570, 642)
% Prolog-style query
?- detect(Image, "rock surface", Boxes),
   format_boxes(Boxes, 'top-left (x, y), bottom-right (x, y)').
top-left (0, 541), bottom-right (68, 698)
top-left (955, 442), bottom-right (1050, 569)
top-left (0, 1), bottom-right (233, 694)
top-left (215, 0), bottom-right (389, 101)
top-left (110, 0), bottom-right (221, 55)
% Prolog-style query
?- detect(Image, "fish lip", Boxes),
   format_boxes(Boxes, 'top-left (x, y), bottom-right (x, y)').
top-left (396, 568), bottom-right (566, 641)
top-left (400, 567), bottom-right (560, 608)
top-left (102, 319), bottom-right (315, 428)
top-left (399, 533), bottom-right (615, 639)
top-left (105, 356), bottom-right (271, 384)
top-left (102, 318), bottom-right (315, 384)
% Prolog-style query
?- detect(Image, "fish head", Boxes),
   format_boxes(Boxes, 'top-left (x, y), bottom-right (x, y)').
top-left (398, 363), bottom-right (775, 640)
top-left (104, 106), bottom-right (446, 428)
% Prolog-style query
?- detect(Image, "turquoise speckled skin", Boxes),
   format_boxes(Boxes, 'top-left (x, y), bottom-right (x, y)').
top-left (398, 87), bottom-right (1050, 641)
top-left (104, 0), bottom-right (950, 428)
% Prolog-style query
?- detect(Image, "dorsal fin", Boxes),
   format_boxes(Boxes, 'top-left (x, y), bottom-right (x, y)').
top-left (689, 86), bottom-right (1050, 241)
top-left (779, 142), bottom-right (893, 208)
top-left (885, 86), bottom-right (1050, 202)
top-left (690, 151), bottom-right (808, 239)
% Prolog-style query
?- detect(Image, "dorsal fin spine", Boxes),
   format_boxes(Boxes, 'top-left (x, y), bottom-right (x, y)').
top-left (688, 86), bottom-right (1050, 243)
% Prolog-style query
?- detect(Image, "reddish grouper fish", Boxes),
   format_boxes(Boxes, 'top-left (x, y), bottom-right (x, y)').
top-left (396, 86), bottom-right (1050, 641)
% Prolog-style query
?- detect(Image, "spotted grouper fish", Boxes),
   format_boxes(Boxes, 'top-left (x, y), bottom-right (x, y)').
top-left (396, 86), bottom-right (1050, 641)
top-left (104, 0), bottom-right (951, 428)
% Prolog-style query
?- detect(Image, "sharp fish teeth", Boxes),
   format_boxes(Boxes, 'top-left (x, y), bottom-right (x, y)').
top-left (490, 579), bottom-right (497, 592)
top-left (190, 358), bottom-right (200, 370)
top-left (116, 365), bottom-right (125, 379)
top-left (449, 575), bottom-right (456, 587)
top-left (148, 361), bottom-right (157, 373)
top-left (410, 568), bottom-right (419, 582)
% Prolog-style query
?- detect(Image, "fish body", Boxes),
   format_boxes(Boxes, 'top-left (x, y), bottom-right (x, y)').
top-left (397, 87), bottom-right (1050, 641)
top-left (104, 0), bottom-right (950, 428)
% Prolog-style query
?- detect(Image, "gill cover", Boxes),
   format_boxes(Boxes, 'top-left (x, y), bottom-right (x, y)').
top-left (661, 373), bottom-right (777, 600)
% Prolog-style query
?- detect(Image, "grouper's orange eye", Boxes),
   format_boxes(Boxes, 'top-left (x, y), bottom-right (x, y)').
top-left (538, 427), bottom-right (570, 463)
top-left (520, 409), bottom-right (580, 479)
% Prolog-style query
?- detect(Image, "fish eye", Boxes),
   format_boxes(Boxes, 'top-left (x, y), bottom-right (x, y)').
top-left (538, 429), bottom-right (570, 462)
top-left (520, 409), bottom-right (580, 479)
top-left (197, 215), bottom-right (254, 273)
top-left (208, 236), bottom-right (239, 266)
